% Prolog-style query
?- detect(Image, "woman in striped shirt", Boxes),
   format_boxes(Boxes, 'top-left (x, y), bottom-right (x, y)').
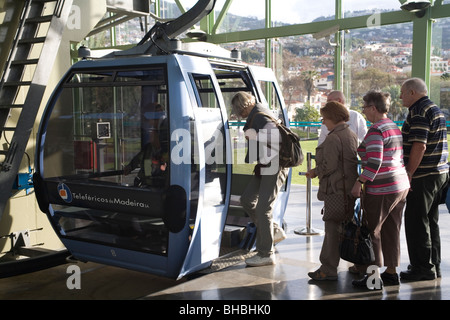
top-left (350, 91), bottom-right (410, 289)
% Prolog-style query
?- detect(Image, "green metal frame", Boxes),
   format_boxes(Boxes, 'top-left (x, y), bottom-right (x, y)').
top-left (196, 0), bottom-right (450, 91)
top-left (88, 0), bottom-right (450, 92)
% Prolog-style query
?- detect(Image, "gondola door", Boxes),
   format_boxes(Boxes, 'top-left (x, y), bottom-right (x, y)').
top-left (247, 65), bottom-right (292, 229)
top-left (175, 55), bottom-right (231, 278)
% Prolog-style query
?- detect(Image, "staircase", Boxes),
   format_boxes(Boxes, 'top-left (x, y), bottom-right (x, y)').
top-left (0, 0), bottom-right (73, 222)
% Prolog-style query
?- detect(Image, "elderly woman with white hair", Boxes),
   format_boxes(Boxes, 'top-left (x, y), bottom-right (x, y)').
top-left (231, 91), bottom-right (289, 267)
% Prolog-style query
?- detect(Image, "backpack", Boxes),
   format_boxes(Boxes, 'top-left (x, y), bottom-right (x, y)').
top-left (251, 112), bottom-right (304, 168)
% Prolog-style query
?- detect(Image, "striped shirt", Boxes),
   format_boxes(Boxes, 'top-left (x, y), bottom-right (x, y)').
top-left (358, 118), bottom-right (410, 195)
top-left (402, 96), bottom-right (449, 178)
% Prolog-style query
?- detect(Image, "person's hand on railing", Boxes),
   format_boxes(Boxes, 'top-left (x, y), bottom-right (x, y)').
top-left (305, 168), bottom-right (316, 179)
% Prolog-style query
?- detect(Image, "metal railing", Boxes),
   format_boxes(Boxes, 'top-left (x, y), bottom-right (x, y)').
top-left (289, 121), bottom-right (450, 128)
top-left (294, 152), bottom-right (324, 236)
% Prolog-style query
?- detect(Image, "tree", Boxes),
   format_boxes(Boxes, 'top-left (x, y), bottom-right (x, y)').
top-left (383, 84), bottom-right (406, 121)
top-left (301, 70), bottom-right (319, 102)
top-left (352, 67), bottom-right (393, 98)
top-left (430, 75), bottom-right (450, 111)
top-left (241, 48), bottom-right (263, 63)
top-left (294, 101), bottom-right (320, 122)
top-left (282, 76), bottom-right (304, 113)
top-left (280, 50), bottom-right (306, 113)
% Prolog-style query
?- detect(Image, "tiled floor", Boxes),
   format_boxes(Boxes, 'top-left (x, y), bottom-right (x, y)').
top-left (1, 185), bottom-right (450, 301)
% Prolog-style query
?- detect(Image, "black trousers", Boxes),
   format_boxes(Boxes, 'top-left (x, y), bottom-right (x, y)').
top-left (404, 173), bottom-right (449, 274)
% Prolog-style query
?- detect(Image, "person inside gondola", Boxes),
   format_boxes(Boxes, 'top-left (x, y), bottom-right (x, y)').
top-left (123, 103), bottom-right (169, 188)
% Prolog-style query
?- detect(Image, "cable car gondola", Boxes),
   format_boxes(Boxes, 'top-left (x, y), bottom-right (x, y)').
top-left (33, 0), bottom-right (292, 279)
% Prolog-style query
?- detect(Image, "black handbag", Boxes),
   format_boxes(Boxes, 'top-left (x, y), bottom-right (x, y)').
top-left (339, 194), bottom-right (375, 265)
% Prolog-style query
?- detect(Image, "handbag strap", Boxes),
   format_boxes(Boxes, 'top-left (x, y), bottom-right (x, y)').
top-left (356, 192), bottom-right (362, 225)
top-left (357, 188), bottom-right (369, 226)
top-left (249, 111), bottom-right (278, 129)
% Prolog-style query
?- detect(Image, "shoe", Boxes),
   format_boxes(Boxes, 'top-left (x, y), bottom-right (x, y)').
top-left (308, 269), bottom-right (337, 281)
top-left (400, 269), bottom-right (435, 281)
top-left (352, 274), bottom-right (383, 290)
top-left (348, 265), bottom-right (366, 275)
top-left (407, 264), bottom-right (440, 278)
top-left (436, 265), bottom-right (441, 278)
top-left (380, 271), bottom-right (399, 285)
top-left (274, 227), bottom-right (287, 244)
top-left (245, 253), bottom-right (276, 267)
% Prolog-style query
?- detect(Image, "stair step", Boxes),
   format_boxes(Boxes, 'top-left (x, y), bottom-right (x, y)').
top-left (3, 81), bottom-right (32, 87)
top-left (26, 15), bottom-right (53, 24)
top-left (18, 37), bottom-right (46, 44)
top-left (11, 59), bottom-right (39, 66)
top-left (0, 105), bottom-right (24, 109)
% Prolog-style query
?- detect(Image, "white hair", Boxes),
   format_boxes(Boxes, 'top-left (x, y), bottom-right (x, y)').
top-left (402, 78), bottom-right (428, 95)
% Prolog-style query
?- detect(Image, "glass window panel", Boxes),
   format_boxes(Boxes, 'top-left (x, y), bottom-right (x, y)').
top-left (272, 0), bottom-right (335, 25)
top-left (220, 40), bottom-right (265, 65)
top-left (85, 14), bottom-right (111, 49)
top-left (159, 0), bottom-right (183, 19)
top-left (192, 75), bottom-right (220, 108)
top-left (45, 66), bottom-right (169, 186)
top-left (190, 74), bottom-right (227, 206)
top-left (214, 0), bottom-right (265, 33)
top-left (68, 72), bottom-right (114, 84)
top-left (258, 80), bottom-right (284, 121)
top-left (114, 17), bottom-right (147, 46)
top-left (342, 22), bottom-right (412, 121)
top-left (179, 0), bottom-right (202, 9)
top-left (431, 17), bottom-right (450, 115)
top-left (43, 66), bottom-right (170, 255)
top-left (274, 35), bottom-right (335, 119)
top-left (209, 66), bottom-right (255, 176)
top-left (342, 0), bottom-right (399, 18)
top-left (257, 79), bottom-right (288, 193)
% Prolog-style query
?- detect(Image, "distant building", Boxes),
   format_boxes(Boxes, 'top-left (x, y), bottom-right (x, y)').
top-left (391, 54), bottom-right (409, 65)
top-left (431, 56), bottom-right (449, 75)
top-left (314, 72), bottom-right (334, 91)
